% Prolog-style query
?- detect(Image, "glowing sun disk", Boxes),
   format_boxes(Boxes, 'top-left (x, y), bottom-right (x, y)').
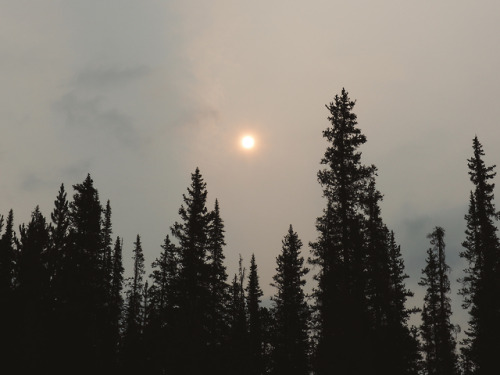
top-left (242, 136), bottom-right (255, 149)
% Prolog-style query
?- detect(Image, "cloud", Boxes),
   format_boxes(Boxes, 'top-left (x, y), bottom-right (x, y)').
top-left (74, 65), bottom-right (150, 90)
top-left (55, 91), bottom-right (140, 147)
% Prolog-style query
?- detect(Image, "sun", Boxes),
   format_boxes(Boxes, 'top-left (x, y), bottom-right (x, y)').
top-left (241, 135), bottom-right (255, 149)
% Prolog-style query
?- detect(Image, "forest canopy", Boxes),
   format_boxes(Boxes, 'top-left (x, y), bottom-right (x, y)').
top-left (1, 89), bottom-right (499, 375)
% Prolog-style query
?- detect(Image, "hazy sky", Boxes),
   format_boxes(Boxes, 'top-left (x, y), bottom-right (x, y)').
top-left (2, 1), bottom-right (500, 336)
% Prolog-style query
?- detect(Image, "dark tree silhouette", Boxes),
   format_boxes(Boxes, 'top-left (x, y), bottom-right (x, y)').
top-left (0, 209), bottom-right (15, 292)
top-left (170, 167), bottom-right (212, 373)
top-left (0, 209), bottom-right (17, 369)
top-left (386, 231), bottom-right (422, 375)
top-left (228, 255), bottom-right (250, 374)
top-left (419, 227), bottom-right (458, 375)
top-left (206, 198), bottom-right (230, 372)
top-left (271, 225), bottom-right (310, 375)
top-left (246, 253), bottom-right (264, 375)
top-left (309, 89), bottom-right (376, 374)
top-left (122, 235), bottom-right (146, 374)
top-left (144, 235), bottom-right (179, 374)
top-left (460, 137), bottom-right (500, 374)
top-left (65, 174), bottom-right (108, 373)
top-left (110, 236), bottom-right (124, 367)
top-left (17, 206), bottom-right (51, 373)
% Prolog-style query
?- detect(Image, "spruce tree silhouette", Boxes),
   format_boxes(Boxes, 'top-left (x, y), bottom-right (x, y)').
top-left (246, 253), bottom-right (264, 375)
top-left (144, 234), bottom-right (179, 374)
top-left (17, 207), bottom-right (51, 373)
top-left (309, 89), bottom-right (376, 375)
top-left (0, 210), bottom-right (18, 370)
top-left (170, 167), bottom-right (212, 374)
top-left (420, 227), bottom-right (458, 375)
top-left (271, 225), bottom-right (310, 375)
top-left (110, 236), bottom-right (124, 369)
top-left (309, 90), bottom-right (420, 375)
top-left (122, 235), bottom-right (146, 374)
top-left (206, 198), bottom-right (230, 373)
top-left (228, 255), bottom-right (250, 375)
top-left (460, 137), bottom-right (500, 374)
top-left (63, 174), bottom-right (108, 374)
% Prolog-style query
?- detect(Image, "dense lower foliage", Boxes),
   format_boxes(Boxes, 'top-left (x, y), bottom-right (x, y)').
top-left (0, 89), bottom-right (499, 374)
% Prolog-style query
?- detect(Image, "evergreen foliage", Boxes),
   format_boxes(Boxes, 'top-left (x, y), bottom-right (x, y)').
top-left (271, 225), bottom-right (310, 375)
top-left (419, 227), bottom-right (458, 375)
top-left (246, 253), bottom-right (264, 374)
top-left (460, 137), bottom-right (500, 374)
top-left (17, 207), bottom-right (51, 372)
top-left (228, 255), bottom-right (250, 374)
top-left (170, 167), bottom-right (213, 373)
top-left (122, 235), bottom-right (146, 373)
top-left (309, 89), bottom-right (377, 374)
top-left (2, 95), bottom-right (495, 375)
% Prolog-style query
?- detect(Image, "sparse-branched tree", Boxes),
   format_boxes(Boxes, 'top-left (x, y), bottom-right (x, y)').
top-left (122, 234), bottom-right (146, 373)
top-left (419, 227), bottom-right (458, 375)
top-left (247, 253), bottom-right (264, 375)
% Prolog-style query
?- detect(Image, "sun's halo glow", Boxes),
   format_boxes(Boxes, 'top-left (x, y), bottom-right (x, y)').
top-left (241, 135), bottom-right (255, 149)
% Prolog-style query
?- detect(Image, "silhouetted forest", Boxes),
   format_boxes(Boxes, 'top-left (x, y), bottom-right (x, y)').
top-left (1, 89), bottom-right (499, 375)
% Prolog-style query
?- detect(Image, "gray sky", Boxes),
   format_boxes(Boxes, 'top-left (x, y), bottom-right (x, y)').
top-left (2, 0), bottom-right (500, 338)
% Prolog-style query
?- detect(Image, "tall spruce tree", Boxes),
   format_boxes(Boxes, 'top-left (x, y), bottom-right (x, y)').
top-left (170, 167), bottom-right (212, 373)
top-left (228, 255), bottom-right (250, 375)
top-left (387, 231), bottom-right (422, 375)
top-left (65, 174), bottom-right (106, 373)
top-left (110, 236), bottom-right (124, 367)
top-left (271, 225), bottom-right (310, 375)
top-left (100, 200), bottom-right (118, 372)
top-left (17, 206), bottom-right (51, 372)
top-left (48, 184), bottom-right (70, 299)
top-left (460, 137), bottom-right (500, 374)
top-left (206, 199), bottom-right (230, 372)
top-left (122, 234), bottom-right (146, 374)
top-left (419, 227), bottom-right (458, 375)
top-left (145, 235), bottom-right (179, 375)
top-left (363, 180), bottom-right (394, 373)
top-left (309, 89), bottom-right (375, 374)
top-left (47, 184), bottom-right (71, 372)
top-left (0, 210), bottom-right (16, 292)
top-left (247, 253), bottom-right (264, 375)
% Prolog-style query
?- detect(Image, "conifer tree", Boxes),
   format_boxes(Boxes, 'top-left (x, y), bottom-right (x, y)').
top-left (247, 253), bottom-right (264, 375)
top-left (0, 210), bottom-right (16, 292)
top-left (48, 184), bottom-right (70, 295)
top-left (271, 225), bottom-right (310, 375)
top-left (101, 200), bottom-right (113, 288)
top-left (109, 236), bottom-right (124, 364)
top-left (386, 231), bottom-right (421, 375)
top-left (47, 184), bottom-right (71, 371)
top-left (170, 167), bottom-right (212, 373)
top-left (0, 210), bottom-right (19, 369)
top-left (206, 199), bottom-right (229, 352)
top-left (145, 235), bottom-right (179, 375)
top-left (309, 89), bottom-right (375, 374)
top-left (228, 255), bottom-right (250, 374)
top-left (419, 227), bottom-right (458, 375)
top-left (17, 206), bottom-right (51, 372)
top-left (122, 235), bottom-right (146, 373)
top-left (460, 137), bottom-right (500, 374)
top-left (363, 180), bottom-right (391, 367)
top-left (63, 174), bottom-right (106, 372)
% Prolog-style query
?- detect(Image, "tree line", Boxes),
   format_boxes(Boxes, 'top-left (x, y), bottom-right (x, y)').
top-left (1, 89), bottom-right (499, 375)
